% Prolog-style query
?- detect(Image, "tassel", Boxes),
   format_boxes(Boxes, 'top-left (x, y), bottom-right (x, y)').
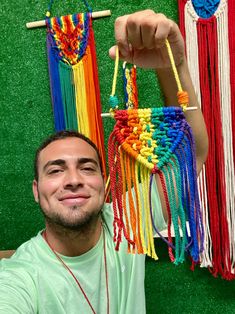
top-left (179, 0), bottom-right (235, 279)
top-left (107, 41), bottom-right (204, 265)
top-left (46, 11), bottom-right (107, 178)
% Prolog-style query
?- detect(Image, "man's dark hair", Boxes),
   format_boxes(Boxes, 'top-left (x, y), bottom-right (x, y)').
top-left (34, 130), bottom-right (103, 181)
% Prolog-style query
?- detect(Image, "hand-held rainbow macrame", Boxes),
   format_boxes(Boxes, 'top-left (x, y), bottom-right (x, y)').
top-left (45, 0), bottom-right (106, 178)
top-left (108, 41), bottom-right (204, 264)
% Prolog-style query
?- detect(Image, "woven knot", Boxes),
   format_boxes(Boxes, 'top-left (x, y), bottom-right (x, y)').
top-left (177, 91), bottom-right (189, 108)
top-left (192, 0), bottom-right (220, 18)
top-left (151, 165), bottom-right (158, 174)
top-left (133, 126), bottom-right (138, 134)
top-left (159, 122), bottom-right (165, 131)
top-left (109, 95), bottom-right (119, 109)
top-left (132, 143), bottom-right (137, 150)
top-left (146, 124), bottom-right (151, 132)
top-left (116, 219), bottom-right (124, 229)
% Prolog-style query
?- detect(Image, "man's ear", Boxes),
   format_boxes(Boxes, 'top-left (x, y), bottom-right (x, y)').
top-left (32, 179), bottom-right (39, 203)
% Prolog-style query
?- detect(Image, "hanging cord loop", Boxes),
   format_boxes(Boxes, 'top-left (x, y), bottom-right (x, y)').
top-left (109, 39), bottom-right (189, 112)
top-left (46, 0), bottom-right (92, 18)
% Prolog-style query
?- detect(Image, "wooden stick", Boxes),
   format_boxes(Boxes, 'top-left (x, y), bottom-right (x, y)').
top-left (26, 10), bottom-right (111, 29)
top-left (101, 106), bottom-right (198, 118)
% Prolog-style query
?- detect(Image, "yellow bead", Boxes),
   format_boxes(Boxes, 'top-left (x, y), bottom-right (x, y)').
top-left (46, 11), bottom-right (51, 17)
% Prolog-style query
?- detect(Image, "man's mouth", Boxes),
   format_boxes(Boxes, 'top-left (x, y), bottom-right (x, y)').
top-left (59, 194), bottom-right (90, 206)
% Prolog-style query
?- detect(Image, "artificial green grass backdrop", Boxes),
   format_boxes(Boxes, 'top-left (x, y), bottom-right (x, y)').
top-left (1, 1), bottom-right (235, 313)
top-left (0, 0), bottom-right (177, 249)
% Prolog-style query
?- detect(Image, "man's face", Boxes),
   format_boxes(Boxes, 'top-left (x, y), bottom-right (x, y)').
top-left (33, 137), bottom-right (105, 230)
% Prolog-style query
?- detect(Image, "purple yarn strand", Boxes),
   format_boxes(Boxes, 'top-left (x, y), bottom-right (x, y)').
top-left (149, 173), bottom-right (175, 249)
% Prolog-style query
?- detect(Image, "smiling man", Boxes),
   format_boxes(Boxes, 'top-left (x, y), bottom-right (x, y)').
top-left (33, 134), bottom-right (105, 257)
top-left (0, 10), bottom-right (208, 313)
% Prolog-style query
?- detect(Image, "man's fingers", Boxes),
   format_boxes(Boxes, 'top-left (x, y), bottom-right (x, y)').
top-left (109, 45), bottom-right (116, 59)
top-left (109, 45), bottom-right (133, 63)
top-left (140, 15), bottom-right (159, 49)
top-left (154, 18), bottom-right (171, 48)
top-left (115, 14), bottom-right (130, 57)
top-left (111, 10), bottom-right (184, 68)
top-left (126, 14), bottom-right (143, 49)
top-left (115, 10), bottom-right (174, 51)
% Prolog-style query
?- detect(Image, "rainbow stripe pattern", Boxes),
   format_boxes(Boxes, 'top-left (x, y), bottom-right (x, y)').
top-left (46, 12), bottom-right (106, 178)
top-left (108, 43), bottom-right (204, 264)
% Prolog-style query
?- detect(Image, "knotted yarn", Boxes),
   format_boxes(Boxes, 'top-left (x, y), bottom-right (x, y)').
top-left (107, 41), bottom-right (204, 264)
top-left (45, 2), bottom-right (107, 179)
top-left (178, 0), bottom-right (235, 280)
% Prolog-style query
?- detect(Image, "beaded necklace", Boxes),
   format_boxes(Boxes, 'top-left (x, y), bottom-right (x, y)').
top-left (43, 227), bottom-right (110, 314)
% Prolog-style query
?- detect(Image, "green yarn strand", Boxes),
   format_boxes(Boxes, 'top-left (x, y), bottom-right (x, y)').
top-left (169, 158), bottom-right (187, 263)
top-left (59, 62), bottom-right (78, 130)
top-left (162, 164), bottom-right (181, 263)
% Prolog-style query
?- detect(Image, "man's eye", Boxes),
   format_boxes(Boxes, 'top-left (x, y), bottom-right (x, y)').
top-left (48, 169), bottom-right (63, 175)
top-left (82, 167), bottom-right (95, 172)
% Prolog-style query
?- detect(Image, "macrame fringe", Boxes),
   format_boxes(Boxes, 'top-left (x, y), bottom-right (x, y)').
top-left (179, 0), bottom-right (235, 279)
top-left (46, 12), bottom-right (107, 179)
top-left (108, 108), bottom-right (203, 264)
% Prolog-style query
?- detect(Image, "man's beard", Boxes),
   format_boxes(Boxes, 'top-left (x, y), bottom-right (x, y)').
top-left (39, 203), bottom-right (102, 232)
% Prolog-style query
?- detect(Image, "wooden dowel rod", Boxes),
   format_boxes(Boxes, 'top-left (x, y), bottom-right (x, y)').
top-left (101, 107), bottom-right (198, 118)
top-left (26, 9), bottom-right (111, 29)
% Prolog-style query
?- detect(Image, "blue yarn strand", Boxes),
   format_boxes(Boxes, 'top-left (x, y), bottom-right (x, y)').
top-left (47, 35), bottom-right (66, 131)
top-left (186, 125), bottom-right (204, 253)
top-left (149, 173), bottom-right (175, 250)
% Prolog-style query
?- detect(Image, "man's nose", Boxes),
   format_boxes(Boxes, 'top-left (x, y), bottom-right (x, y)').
top-left (63, 169), bottom-right (83, 189)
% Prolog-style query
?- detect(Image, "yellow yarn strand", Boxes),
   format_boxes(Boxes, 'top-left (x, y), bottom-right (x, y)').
top-left (165, 39), bottom-right (183, 93)
top-left (144, 166), bottom-right (158, 260)
top-left (135, 162), bottom-right (147, 254)
top-left (73, 61), bottom-right (90, 137)
top-left (140, 165), bottom-right (151, 256)
top-left (111, 46), bottom-right (119, 97)
top-left (140, 165), bottom-right (158, 259)
top-left (126, 156), bottom-right (137, 254)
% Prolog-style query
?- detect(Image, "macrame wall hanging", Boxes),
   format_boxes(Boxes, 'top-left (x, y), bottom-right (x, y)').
top-left (107, 41), bottom-right (204, 265)
top-left (178, 0), bottom-right (235, 279)
top-left (26, 1), bottom-right (111, 179)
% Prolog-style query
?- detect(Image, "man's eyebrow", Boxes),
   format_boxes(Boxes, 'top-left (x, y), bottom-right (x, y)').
top-left (77, 158), bottom-right (99, 167)
top-left (43, 159), bottom-right (65, 172)
top-left (42, 158), bottom-right (99, 172)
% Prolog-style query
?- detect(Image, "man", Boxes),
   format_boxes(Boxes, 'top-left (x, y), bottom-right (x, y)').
top-left (0, 10), bottom-right (208, 313)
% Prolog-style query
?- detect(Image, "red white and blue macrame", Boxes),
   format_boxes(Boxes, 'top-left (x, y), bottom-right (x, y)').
top-left (178, 0), bottom-right (235, 279)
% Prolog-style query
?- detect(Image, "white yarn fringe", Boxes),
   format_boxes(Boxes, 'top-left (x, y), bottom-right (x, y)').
top-left (185, 0), bottom-right (235, 272)
top-left (216, 1), bottom-right (235, 273)
top-left (185, 1), bottom-right (212, 267)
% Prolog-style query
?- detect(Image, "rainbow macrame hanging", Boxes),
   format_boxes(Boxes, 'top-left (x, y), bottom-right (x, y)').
top-left (178, 0), bottom-right (235, 279)
top-left (46, 0), bottom-right (106, 177)
top-left (107, 41), bottom-right (204, 264)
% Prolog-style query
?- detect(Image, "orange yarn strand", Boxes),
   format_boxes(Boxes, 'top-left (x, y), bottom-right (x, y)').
top-left (126, 156), bottom-right (138, 253)
top-left (131, 160), bottom-right (144, 254)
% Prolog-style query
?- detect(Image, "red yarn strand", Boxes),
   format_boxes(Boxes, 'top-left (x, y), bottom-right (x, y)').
top-left (197, 18), bottom-right (231, 278)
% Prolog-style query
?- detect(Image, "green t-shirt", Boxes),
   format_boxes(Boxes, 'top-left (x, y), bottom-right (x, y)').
top-left (0, 188), bottom-right (166, 313)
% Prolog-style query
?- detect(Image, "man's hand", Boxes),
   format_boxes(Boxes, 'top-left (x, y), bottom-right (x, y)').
top-left (109, 10), bottom-right (185, 69)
